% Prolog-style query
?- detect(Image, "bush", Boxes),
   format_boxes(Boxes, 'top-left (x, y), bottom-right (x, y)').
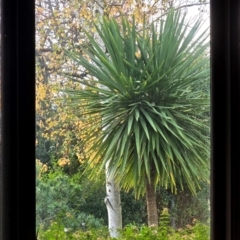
top-left (171, 184), bottom-right (210, 228)
top-left (38, 221), bottom-right (209, 240)
top-left (37, 221), bottom-right (110, 240)
top-left (36, 162), bottom-right (104, 232)
top-left (156, 183), bottom-right (210, 228)
top-left (37, 208), bottom-right (210, 240)
top-left (121, 190), bottom-right (147, 226)
top-left (118, 209), bottom-right (210, 240)
top-left (36, 160), bottom-right (147, 234)
top-left (36, 161), bottom-right (210, 239)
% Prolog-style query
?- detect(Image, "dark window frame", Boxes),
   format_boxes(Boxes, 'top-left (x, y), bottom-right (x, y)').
top-left (1, 0), bottom-right (240, 239)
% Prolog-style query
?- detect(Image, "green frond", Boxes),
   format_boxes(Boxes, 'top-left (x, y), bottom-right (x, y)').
top-left (64, 10), bottom-right (210, 197)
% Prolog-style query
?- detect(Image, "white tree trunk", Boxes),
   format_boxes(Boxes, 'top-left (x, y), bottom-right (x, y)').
top-left (93, 1), bottom-right (122, 238)
top-left (105, 161), bottom-right (122, 238)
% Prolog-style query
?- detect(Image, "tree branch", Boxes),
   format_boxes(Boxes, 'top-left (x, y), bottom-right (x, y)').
top-left (62, 72), bottom-right (88, 79)
top-left (152, 2), bottom-right (210, 24)
top-left (173, 2), bottom-right (210, 12)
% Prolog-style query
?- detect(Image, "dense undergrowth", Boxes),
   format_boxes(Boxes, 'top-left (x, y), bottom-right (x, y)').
top-left (36, 160), bottom-right (210, 240)
top-left (37, 208), bottom-right (210, 240)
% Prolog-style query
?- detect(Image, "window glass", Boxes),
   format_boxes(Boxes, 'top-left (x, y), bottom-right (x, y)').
top-left (36, 1), bottom-right (210, 239)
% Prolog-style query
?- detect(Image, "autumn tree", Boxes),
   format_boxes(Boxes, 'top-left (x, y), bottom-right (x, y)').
top-left (36, 0), bottom-right (95, 170)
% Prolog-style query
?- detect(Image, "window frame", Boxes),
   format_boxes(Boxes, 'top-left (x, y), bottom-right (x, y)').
top-left (1, 0), bottom-right (240, 239)
top-left (210, 1), bottom-right (240, 238)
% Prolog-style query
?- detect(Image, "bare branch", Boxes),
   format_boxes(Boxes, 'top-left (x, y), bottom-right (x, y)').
top-left (62, 72), bottom-right (88, 79)
top-left (173, 2), bottom-right (210, 12)
top-left (152, 2), bottom-right (210, 24)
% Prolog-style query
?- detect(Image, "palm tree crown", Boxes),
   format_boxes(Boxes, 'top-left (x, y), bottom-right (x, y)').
top-left (64, 10), bottom-right (210, 197)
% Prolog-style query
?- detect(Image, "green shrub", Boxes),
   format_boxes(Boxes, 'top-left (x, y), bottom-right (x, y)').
top-left (156, 183), bottom-right (210, 228)
top-left (38, 217), bottom-right (210, 240)
top-left (37, 220), bottom-right (69, 240)
top-left (36, 161), bottom-right (147, 234)
top-left (121, 190), bottom-right (146, 226)
top-left (38, 222), bottom-right (110, 240)
top-left (36, 161), bottom-right (210, 239)
top-left (172, 183), bottom-right (210, 228)
top-left (117, 209), bottom-right (209, 240)
top-left (36, 164), bottom-right (105, 232)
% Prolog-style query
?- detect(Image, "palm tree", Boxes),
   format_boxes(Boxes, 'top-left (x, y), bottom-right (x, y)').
top-left (64, 10), bottom-right (210, 227)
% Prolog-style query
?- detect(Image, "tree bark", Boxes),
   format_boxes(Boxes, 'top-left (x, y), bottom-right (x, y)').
top-left (92, 1), bottom-right (122, 237)
top-left (169, 197), bottom-right (176, 228)
top-left (146, 176), bottom-right (158, 226)
top-left (105, 161), bottom-right (122, 238)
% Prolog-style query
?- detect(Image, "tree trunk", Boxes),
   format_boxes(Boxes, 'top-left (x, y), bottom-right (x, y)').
top-left (105, 161), bottom-right (122, 238)
top-left (169, 197), bottom-right (176, 228)
top-left (146, 177), bottom-right (158, 226)
top-left (93, 2), bottom-right (122, 237)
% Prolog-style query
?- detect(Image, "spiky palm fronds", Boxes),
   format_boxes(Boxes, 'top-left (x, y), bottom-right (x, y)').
top-left (64, 10), bottom-right (210, 197)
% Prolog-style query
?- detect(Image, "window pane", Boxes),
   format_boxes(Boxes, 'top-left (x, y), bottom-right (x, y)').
top-left (36, 1), bottom-right (210, 239)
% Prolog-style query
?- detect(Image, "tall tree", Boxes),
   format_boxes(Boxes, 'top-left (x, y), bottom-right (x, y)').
top-left (93, 1), bottom-right (122, 238)
top-left (64, 10), bottom-right (210, 226)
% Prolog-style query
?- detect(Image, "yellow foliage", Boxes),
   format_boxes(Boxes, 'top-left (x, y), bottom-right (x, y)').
top-left (36, 0), bottom-right (172, 171)
top-left (41, 164), bottom-right (48, 173)
top-left (36, 102), bottom-right (41, 111)
top-left (135, 51), bottom-right (141, 58)
top-left (48, 121), bottom-right (58, 128)
top-left (76, 153), bottom-right (85, 163)
top-left (58, 157), bottom-right (71, 167)
top-left (36, 159), bottom-right (48, 178)
top-left (66, 212), bottom-right (73, 218)
top-left (36, 83), bottom-right (47, 101)
top-left (162, 207), bottom-right (169, 215)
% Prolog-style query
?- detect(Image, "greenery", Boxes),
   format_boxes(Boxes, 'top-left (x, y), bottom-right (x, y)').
top-left (36, 1), bottom-right (210, 238)
top-left (36, 161), bottom-right (105, 232)
top-left (37, 208), bottom-right (210, 239)
top-left (36, 160), bottom-right (210, 230)
top-left (63, 9), bottom-right (210, 227)
top-left (156, 183), bottom-right (210, 228)
top-left (64, 10), bottom-right (210, 197)
top-left (36, 161), bottom-right (151, 231)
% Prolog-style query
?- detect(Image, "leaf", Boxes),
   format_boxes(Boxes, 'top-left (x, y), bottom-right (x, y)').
top-left (128, 113), bottom-right (134, 135)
